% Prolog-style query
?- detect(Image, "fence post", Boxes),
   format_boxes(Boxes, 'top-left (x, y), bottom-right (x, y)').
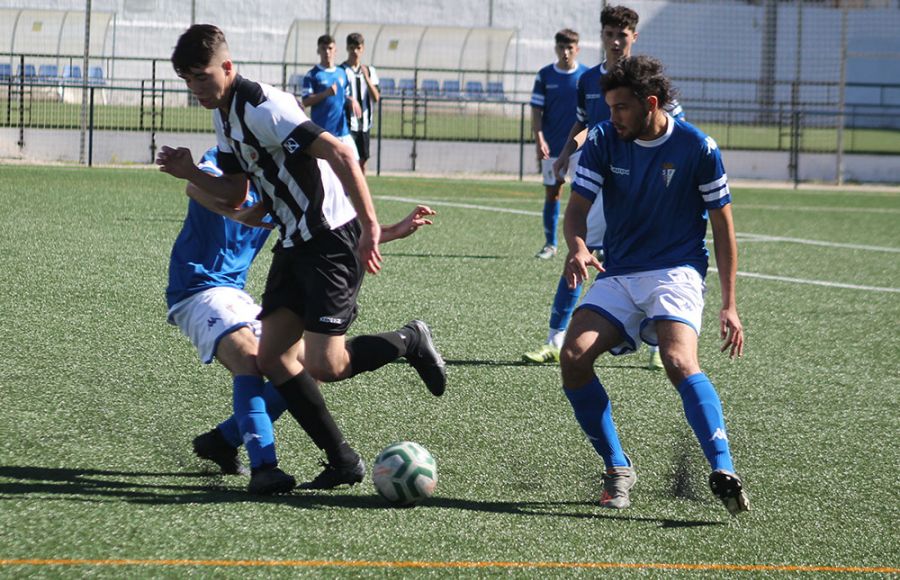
top-left (88, 87), bottom-right (95, 167)
top-left (376, 97), bottom-right (382, 177)
top-left (518, 102), bottom-right (525, 181)
top-left (17, 54), bottom-right (25, 149)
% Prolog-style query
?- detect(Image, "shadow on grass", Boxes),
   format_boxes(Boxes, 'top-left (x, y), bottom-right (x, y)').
top-left (0, 465), bottom-right (721, 528)
top-left (439, 359), bottom-right (660, 370)
top-left (382, 252), bottom-right (505, 260)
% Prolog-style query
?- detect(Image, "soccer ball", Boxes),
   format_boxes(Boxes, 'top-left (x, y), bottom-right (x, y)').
top-left (372, 441), bottom-right (437, 506)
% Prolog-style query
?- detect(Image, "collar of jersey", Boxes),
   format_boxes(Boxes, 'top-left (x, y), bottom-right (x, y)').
top-left (316, 64), bottom-right (338, 72)
top-left (635, 113), bottom-right (675, 148)
top-left (553, 63), bottom-right (581, 75)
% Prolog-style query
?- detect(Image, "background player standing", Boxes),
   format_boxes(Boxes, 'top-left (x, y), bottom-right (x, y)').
top-left (342, 32), bottom-right (380, 174)
top-left (530, 29), bottom-right (589, 260)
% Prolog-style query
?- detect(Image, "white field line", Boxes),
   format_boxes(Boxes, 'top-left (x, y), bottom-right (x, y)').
top-left (377, 195), bottom-right (900, 293)
top-left (739, 204), bottom-right (900, 215)
top-left (734, 233), bottom-right (900, 253)
top-left (709, 268), bottom-right (900, 294)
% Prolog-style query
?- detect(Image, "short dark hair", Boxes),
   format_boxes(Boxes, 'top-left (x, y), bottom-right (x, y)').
top-left (555, 29), bottom-right (579, 46)
top-left (346, 32), bottom-right (365, 48)
top-left (317, 34), bottom-right (335, 47)
top-left (601, 5), bottom-right (639, 32)
top-left (171, 24), bottom-right (228, 76)
top-left (601, 56), bottom-right (676, 108)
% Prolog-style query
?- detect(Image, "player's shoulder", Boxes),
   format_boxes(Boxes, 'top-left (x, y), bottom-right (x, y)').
top-left (672, 117), bottom-right (720, 154)
top-left (585, 120), bottom-right (617, 150)
top-left (537, 62), bottom-right (556, 76)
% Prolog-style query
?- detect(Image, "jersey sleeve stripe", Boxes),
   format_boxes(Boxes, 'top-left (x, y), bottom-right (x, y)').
top-left (530, 94), bottom-right (545, 107)
top-left (576, 107), bottom-right (586, 123)
top-left (576, 165), bottom-right (604, 185)
top-left (573, 176), bottom-right (602, 197)
top-left (702, 185), bottom-right (731, 204)
top-left (699, 174), bottom-right (728, 192)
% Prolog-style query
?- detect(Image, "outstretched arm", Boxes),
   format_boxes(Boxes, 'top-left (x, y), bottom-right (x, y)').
top-left (709, 204), bottom-right (744, 358)
top-left (380, 205), bottom-right (436, 243)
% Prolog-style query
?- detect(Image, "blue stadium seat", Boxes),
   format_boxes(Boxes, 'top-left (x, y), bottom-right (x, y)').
top-left (420, 79), bottom-right (440, 98)
top-left (62, 65), bottom-right (82, 84)
top-left (486, 81), bottom-right (506, 101)
top-left (38, 64), bottom-right (58, 83)
top-left (398, 78), bottom-right (417, 96)
top-left (465, 81), bottom-right (485, 100)
top-left (88, 66), bottom-right (105, 85)
top-left (17, 64), bottom-right (36, 80)
top-left (442, 79), bottom-right (461, 100)
top-left (0, 64), bottom-right (11, 81)
top-left (379, 77), bottom-right (396, 96)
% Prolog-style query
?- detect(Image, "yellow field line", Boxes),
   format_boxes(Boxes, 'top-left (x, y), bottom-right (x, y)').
top-left (1, 559), bottom-right (897, 574)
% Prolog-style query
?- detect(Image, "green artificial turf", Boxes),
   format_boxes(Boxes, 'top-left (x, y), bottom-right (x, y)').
top-left (0, 165), bottom-right (897, 577)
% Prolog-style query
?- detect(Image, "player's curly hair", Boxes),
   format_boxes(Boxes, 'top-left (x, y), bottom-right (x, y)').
top-left (171, 24), bottom-right (228, 75)
top-left (601, 56), bottom-right (677, 108)
top-left (601, 5), bottom-right (639, 31)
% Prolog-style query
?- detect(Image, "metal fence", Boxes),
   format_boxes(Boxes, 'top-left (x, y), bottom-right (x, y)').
top-left (2, 50), bottom-right (900, 183)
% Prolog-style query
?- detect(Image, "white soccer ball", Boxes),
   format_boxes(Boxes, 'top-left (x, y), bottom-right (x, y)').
top-left (372, 441), bottom-right (437, 506)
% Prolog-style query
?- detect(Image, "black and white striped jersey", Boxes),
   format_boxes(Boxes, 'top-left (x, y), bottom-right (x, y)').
top-left (214, 75), bottom-right (357, 249)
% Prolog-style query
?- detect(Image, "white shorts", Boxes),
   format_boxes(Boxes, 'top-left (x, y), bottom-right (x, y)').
top-left (338, 133), bottom-right (360, 160)
top-left (541, 151), bottom-right (581, 186)
top-left (578, 266), bottom-right (706, 355)
top-left (167, 287), bottom-right (262, 364)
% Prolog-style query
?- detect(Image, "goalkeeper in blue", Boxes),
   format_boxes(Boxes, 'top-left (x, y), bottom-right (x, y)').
top-left (167, 147), bottom-right (436, 495)
top-left (559, 56), bottom-right (749, 516)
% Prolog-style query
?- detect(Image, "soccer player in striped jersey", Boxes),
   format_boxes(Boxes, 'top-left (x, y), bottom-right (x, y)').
top-left (172, 148), bottom-right (435, 488)
top-left (560, 56), bottom-right (749, 516)
top-left (157, 24), bottom-right (446, 493)
top-left (530, 29), bottom-right (589, 261)
top-left (342, 32), bottom-right (380, 174)
top-left (524, 5), bottom-right (678, 370)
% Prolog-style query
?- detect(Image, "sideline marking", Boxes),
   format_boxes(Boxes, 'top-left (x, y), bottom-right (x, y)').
top-left (1, 558), bottom-right (897, 574)
top-left (378, 196), bottom-right (900, 254)
top-left (709, 268), bottom-right (899, 293)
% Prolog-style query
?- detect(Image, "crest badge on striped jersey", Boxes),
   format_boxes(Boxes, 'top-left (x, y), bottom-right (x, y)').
top-left (662, 163), bottom-right (676, 187)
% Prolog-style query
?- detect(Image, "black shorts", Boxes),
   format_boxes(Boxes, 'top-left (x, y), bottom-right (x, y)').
top-left (350, 130), bottom-right (370, 162)
top-left (259, 220), bottom-right (362, 335)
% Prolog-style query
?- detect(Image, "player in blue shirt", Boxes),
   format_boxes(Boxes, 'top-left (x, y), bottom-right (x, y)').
top-left (302, 34), bottom-right (360, 157)
top-left (530, 29), bottom-right (589, 260)
top-left (560, 56), bottom-right (749, 516)
top-left (168, 146), bottom-right (438, 492)
top-left (524, 5), bottom-right (681, 371)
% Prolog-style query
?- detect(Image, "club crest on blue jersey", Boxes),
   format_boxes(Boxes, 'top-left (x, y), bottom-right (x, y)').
top-left (662, 163), bottom-right (676, 187)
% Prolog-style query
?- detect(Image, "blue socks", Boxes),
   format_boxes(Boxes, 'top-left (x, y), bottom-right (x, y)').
top-left (543, 199), bottom-right (560, 247)
top-left (549, 275), bottom-right (581, 332)
top-left (217, 381), bottom-right (287, 447)
top-left (232, 375), bottom-right (278, 469)
top-left (564, 376), bottom-right (629, 469)
top-left (677, 373), bottom-right (735, 473)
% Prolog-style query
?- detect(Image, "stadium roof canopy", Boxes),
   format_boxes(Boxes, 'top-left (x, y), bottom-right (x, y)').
top-left (284, 20), bottom-right (517, 74)
top-left (1, 8), bottom-right (114, 59)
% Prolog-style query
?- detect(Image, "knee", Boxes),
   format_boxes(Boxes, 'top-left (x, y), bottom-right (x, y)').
top-left (303, 359), bottom-right (344, 383)
top-left (660, 350), bottom-right (699, 385)
top-left (560, 344), bottom-right (593, 387)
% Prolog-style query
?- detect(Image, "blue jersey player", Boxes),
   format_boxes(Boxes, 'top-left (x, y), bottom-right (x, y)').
top-left (560, 56), bottom-right (749, 516)
top-left (530, 29), bottom-right (589, 261)
top-left (525, 6), bottom-right (675, 369)
top-left (168, 146), bottom-right (437, 489)
top-left (302, 34), bottom-right (360, 157)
